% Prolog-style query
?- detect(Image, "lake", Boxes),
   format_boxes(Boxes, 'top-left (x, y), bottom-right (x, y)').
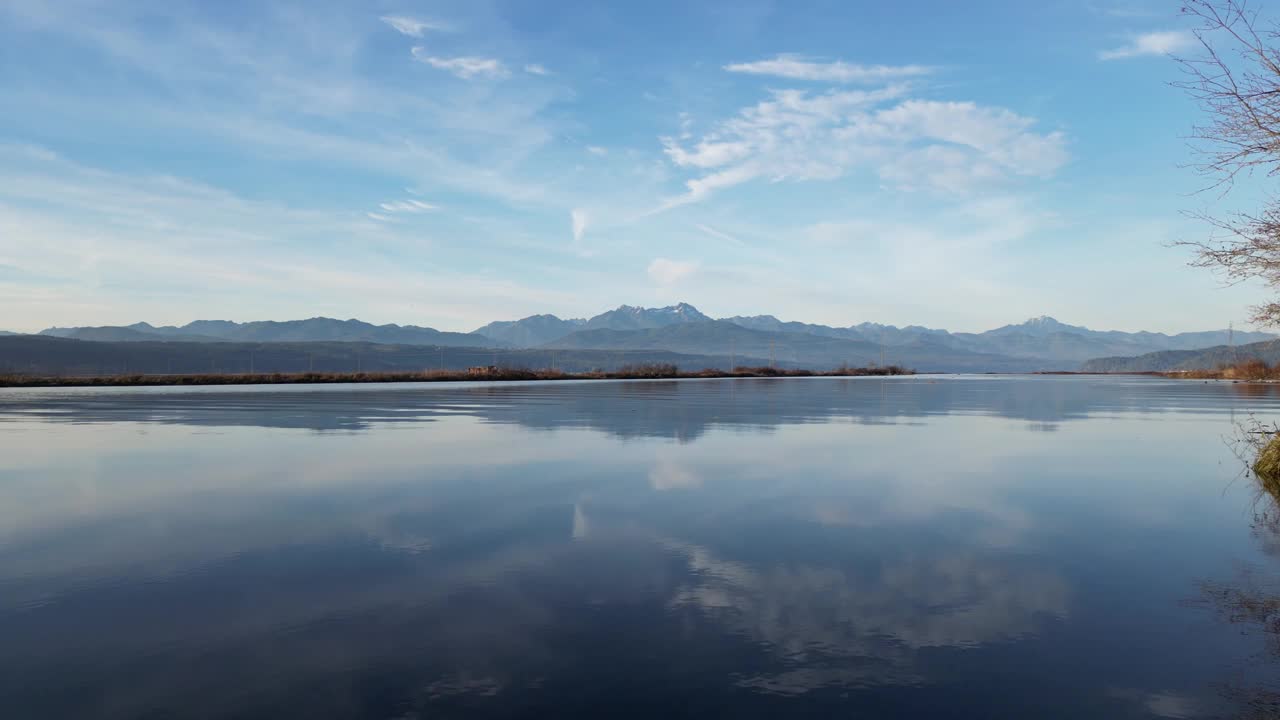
top-left (2, 375), bottom-right (1278, 719)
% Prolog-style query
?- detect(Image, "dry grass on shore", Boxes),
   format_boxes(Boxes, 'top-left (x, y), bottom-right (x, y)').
top-left (0, 363), bottom-right (913, 388)
top-left (1169, 359), bottom-right (1280, 381)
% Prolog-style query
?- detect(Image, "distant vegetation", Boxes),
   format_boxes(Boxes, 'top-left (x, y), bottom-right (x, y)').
top-left (0, 335), bottom-right (787, 377)
top-left (0, 363), bottom-right (912, 388)
top-left (1081, 340), bottom-right (1280, 373)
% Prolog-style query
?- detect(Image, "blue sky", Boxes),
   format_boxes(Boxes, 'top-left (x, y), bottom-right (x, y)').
top-left (0, 0), bottom-right (1270, 333)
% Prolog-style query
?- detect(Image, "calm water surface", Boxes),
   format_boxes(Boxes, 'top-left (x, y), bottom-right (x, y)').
top-left (2, 375), bottom-right (1279, 719)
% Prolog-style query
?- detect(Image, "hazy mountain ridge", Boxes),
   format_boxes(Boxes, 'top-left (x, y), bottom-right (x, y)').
top-left (544, 320), bottom-right (1045, 373)
top-left (42, 317), bottom-right (506, 348)
top-left (527, 305), bottom-right (1270, 370)
top-left (471, 314), bottom-right (585, 347)
top-left (32, 303), bottom-right (1274, 372)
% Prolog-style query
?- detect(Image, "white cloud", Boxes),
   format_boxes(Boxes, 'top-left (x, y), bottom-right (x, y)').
top-left (378, 199), bottom-right (438, 213)
top-left (662, 138), bottom-right (754, 169)
top-left (648, 257), bottom-right (699, 285)
top-left (366, 212), bottom-right (392, 222)
top-left (1098, 30), bottom-right (1195, 60)
top-left (380, 15), bottom-right (451, 38)
top-left (658, 86), bottom-right (1066, 206)
top-left (524, 63), bottom-right (549, 75)
top-left (694, 223), bottom-right (742, 245)
top-left (571, 208), bottom-right (589, 243)
top-left (411, 47), bottom-right (508, 79)
top-left (724, 55), bottom-right (934, 83)
top-left (586, 145), bottom-right (608, 156)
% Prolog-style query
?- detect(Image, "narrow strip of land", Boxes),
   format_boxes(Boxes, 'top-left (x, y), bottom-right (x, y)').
top-left (0, 364), bottom-right (912, 388)
top-left (1157, 360), bottom-right (1280, 381)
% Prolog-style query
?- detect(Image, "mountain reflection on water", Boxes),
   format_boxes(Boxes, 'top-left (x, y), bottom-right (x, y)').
top-left (2, 375), bottom-right (1277, 436)
top-left (2, 376), bottom-right (1279, 718)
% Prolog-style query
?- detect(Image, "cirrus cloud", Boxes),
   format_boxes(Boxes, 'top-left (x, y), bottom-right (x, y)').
top-left (724, 55), bottom-right (934, 83)
top-left (411, 47), bottom-right (508, 79)
top-left (380, 15), bottom-right (452, 37)
top-left (378, 199), bottom-right (438, 213)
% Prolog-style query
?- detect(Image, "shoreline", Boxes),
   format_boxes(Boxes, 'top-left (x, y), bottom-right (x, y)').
top-left (0, 365), bottom-right (912, 388)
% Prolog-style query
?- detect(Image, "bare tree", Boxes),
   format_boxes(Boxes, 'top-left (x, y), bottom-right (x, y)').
top-left (1175, 1), bottom-right (1280, 326)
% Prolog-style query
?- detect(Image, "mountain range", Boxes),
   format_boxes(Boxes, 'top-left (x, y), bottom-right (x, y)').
top-left (29, 303), bottom-right (1276, 373)
top-left (472, 305), bottom-right (1272, 371)
top-left (40, 318), bottom-right (505, 348)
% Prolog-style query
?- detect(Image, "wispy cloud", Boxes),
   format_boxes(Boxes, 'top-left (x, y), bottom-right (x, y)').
top-left (378, 199), bottom-right (438, 213)
top-left (380, 15), bottom-right (452, 37)
top-left (658, 86), bottom-right (1067, 207)
top-left (571, 208), bottom-right (589, 243)
top-left (1098, 30), bottom-right (1195, 60)
top-left (524, 63), bottom-right (550, 76)
top-left (0, 145), bottom-right (579, 331)
top-left (586, 146), bottom-right (608, 156)
top-left (647, 257), bottom-right (699, 285)
top-left (724, 55), bottom-right (934, 83)
top-left (0, 1), bottom-right (563, 211)
top-left (411, 47), bottom-right (508, 79)
top-left (694, 223), bottom-right (742, 245)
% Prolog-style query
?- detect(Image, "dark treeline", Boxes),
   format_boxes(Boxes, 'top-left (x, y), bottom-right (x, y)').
top-left (0, 335), bottom-right (792, 377)
top-left (0, 364), bottom-right (913, 388)
top-left (0, 336), bottom-right (912, 386)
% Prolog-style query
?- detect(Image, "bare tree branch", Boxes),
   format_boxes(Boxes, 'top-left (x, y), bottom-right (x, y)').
top-left (1176, 1), bottom-right (1280, 325)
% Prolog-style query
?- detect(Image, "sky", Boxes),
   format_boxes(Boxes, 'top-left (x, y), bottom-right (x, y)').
top-left (0, 0), bottom-right (1273, 334)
